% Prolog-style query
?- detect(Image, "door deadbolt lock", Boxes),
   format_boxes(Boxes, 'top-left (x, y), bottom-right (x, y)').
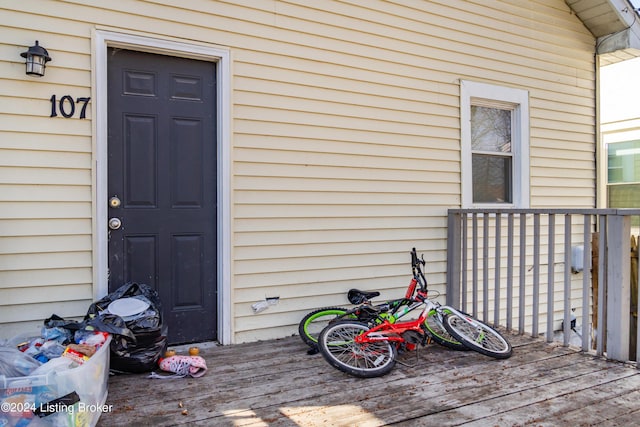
top-left (108, 217), bottom-right (122, 230)
top-left (109, 196), bottom-right (121, 208)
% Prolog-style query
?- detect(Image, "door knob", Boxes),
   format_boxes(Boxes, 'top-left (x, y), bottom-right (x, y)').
top-left (108, 217), bottom-right (122, 230)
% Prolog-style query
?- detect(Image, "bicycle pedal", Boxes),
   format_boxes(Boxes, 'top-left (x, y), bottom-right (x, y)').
top-left (421, 334), bottom-right (429, 346)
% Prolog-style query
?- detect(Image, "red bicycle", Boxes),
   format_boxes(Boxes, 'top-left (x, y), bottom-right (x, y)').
top-left (317, 248), bottom-right (512, 378)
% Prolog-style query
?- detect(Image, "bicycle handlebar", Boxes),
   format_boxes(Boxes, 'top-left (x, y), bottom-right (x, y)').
top-left (410, 247), bottom-right (425, 267)
top-left (410, 247), bottom-right (428, 293)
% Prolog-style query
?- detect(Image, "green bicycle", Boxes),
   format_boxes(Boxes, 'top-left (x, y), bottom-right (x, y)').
top-left (298, 271), bottom-right (466, 354)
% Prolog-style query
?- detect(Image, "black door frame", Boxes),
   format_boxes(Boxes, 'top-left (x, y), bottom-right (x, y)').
top-left (94, 30), bottom-right (232, 344)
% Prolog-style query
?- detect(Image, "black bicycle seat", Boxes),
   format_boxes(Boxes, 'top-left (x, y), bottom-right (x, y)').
top-left (347, 289), bottom-right (381, 304)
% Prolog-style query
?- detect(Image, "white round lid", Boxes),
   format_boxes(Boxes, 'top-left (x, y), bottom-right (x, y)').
top-left (107, 297), bottom-right (150, 317)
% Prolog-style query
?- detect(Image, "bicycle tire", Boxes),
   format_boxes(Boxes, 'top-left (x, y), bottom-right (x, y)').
top-left (318, 320), bottom-right (397, 378)
top-left (423, 309), bottom-right (468, 351)
top-left (298, 307), bottom-right (352, 348)
top-left (442, 312), bottom-right (512, 359)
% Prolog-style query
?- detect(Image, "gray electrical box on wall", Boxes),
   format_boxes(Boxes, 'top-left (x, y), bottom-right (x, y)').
top-left (571, 245), bottom-right (584, 273)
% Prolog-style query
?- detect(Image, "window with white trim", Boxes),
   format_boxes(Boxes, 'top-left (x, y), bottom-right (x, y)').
top-left (461, 81), bottom-right (530, 208)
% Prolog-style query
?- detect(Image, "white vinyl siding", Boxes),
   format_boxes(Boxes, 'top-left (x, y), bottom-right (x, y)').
top-left (0, 12), bottom-right (93, 335)
top-left (0, 0), bottom-right (597, 343)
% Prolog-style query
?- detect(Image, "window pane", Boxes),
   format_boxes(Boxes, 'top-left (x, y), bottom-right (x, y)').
top-left (608, 183), bottom-right (640, 207)
top-left (471, 106), bottom-right (512, 153)
top-left (472, 154), bottom-right (512, 203)
top-left (608, 183), bottom-right (640, 227)
top-left (607, 140), bottom-right (640, 184)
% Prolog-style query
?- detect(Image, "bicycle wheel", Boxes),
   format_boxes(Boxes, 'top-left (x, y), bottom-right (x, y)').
top-left (423, 309), bottom-right (468, 351)
top-left (318, 320), bottom-right (397, 378)
top-left (442, 311), bottom-right (512, 359)
top-left (298, 307), bottom-right (351, 348)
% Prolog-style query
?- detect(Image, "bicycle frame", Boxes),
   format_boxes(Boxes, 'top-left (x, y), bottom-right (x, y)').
top-left (355, 295), bottom-right (500, 352)
top-left (355, 293), bottom-right (437, 344)
top-left (354, 250), bottom-right (440, 345)
top-left (345, 263), bottom-right (429, 325)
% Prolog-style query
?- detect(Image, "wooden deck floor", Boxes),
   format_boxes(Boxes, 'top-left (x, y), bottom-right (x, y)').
top-left (97, 333), bottom-right (640, 426)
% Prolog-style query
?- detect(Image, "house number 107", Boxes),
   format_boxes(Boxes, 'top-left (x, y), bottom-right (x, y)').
top-left (50, 95), bottom-right (91, 119)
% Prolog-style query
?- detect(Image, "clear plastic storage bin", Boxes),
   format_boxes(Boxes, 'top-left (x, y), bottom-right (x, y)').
top-left (0, 335), bottom-right (111, 427)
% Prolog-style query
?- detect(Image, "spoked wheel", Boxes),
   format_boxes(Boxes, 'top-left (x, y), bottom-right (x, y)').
top-left (442, 312), bottom-right (512, 359)
top-left (298, 307), bottom-right (351, 349)
top-left (318, 320), bottom-right (397, 378)
top-left (423, 309), bottom-right (468, 351)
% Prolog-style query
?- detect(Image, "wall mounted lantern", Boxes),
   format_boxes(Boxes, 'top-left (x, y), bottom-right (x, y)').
top-left (20, 40), bottom-right (51, 77)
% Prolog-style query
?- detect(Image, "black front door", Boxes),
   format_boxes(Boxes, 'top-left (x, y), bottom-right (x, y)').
top-left (107, 48), bottom-right (217, 344)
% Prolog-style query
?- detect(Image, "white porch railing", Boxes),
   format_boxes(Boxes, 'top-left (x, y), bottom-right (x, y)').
top-left (446, 208), bottom-right (640, 363)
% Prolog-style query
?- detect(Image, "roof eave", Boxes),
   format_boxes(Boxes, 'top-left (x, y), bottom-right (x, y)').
top-left (566, 0), bottom-right (640, 64)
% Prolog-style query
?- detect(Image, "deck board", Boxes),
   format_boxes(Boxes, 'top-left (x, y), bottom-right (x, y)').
top-left (97, 333), bottom-right (640, 426)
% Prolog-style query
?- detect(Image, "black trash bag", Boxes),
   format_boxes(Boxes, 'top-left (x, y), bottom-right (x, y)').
top-left (43, 313), bottom-right (137, 354)
top-left (86, 282), bottom-right (167, 373)
top-left (110, 333), bottom-right (167, 374)
top-left (123, 305), bottom-right (162, 334)
top-left (44, 314), bottom-right (83, 331)
top-left (86, 282), bottom-right (163, 325)
top-left (83, 313), bottom-right (137, 355)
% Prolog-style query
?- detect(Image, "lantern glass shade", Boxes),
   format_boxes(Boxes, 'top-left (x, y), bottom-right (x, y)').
top-left (20, 41), bottom-right (51, 77)
top-left (25, 55), bottom-right (47, 76)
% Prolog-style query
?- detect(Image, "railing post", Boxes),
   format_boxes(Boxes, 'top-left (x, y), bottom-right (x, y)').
top-left (461, 213), bottom-right (468, 310)
top-left (596, 215), bottom-right (607, 357)
top-left (532, 214), bottom-right (540, 337)
top-left (482, 213), bottom-right (489, 323)
top-left (606, 213), bottom-right (631, 361)
top-left (546, 214), bottom-right (555, 343)
top-left (494, 214), bottom-right (502, 327)
top-left (472, 213), bottom-right (479, 317)
top-left (519, 214), bottom-right (526, 334)
top-left (563, 215), bottom-right (572, 347)
top-left (507, 213), bottom-right (514, 331)
top-left (581, 215), bottom-right (592, 352)
top-left (447, 211), bottom-right (462, 308)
